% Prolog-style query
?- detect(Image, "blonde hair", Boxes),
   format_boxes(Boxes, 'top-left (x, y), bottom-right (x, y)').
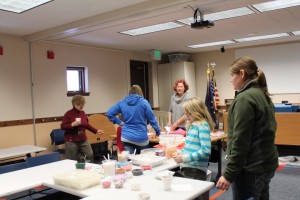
top-left (72, 95), bottom-right (85, 106)
top-left (129, 85), bottom-right (144, 97)
top-left (183, 97), bottom-right (215, 130)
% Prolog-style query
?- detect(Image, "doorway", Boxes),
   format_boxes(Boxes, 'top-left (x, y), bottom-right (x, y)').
top-left (130, 60), bottom-right (149, 101)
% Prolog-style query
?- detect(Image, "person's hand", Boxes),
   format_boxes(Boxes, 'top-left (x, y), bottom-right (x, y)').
top-left (96, 130), bottom-right (104, 134)
top-left (172, 152), bottom-right (183, 163)
top-left (148, 132), bottom-right (156, 139)
top-left (216, 176), bottom-right (231, 191)
top-left (170, 123), bottom-right (178, 131)
top-left (72, 121), bottom-right (81, 127)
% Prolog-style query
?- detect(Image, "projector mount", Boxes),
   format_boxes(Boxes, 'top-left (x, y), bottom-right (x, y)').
top-left (191, 8), bottom-right (214, 29)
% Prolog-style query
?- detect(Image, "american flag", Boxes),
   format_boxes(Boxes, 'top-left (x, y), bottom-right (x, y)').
top-left (205, 63), bottom-right (220, 126)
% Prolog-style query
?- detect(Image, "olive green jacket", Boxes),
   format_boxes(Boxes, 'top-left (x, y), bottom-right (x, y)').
top-left (224, 81), bottom-right (278, 183)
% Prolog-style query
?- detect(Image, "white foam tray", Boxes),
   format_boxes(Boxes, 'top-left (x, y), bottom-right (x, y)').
top-left (129, 154), bottom-right (166, 167)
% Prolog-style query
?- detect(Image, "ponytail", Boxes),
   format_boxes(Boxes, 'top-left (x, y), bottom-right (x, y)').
top-left (231, 57), bottom-right (272, 103)
top-left (256, 69), bottom-right (271, 103)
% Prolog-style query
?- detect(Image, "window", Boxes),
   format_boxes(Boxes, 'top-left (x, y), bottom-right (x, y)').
top-left (66, 67), bottom-right (89, 96)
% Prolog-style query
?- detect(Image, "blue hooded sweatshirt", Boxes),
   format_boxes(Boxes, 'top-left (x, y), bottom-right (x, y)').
top-left (106, 94), bottom-right (160, 143)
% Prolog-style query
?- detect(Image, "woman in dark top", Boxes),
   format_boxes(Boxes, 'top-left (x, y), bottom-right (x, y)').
top-left (216, 57), bottom-right (278, 200)
top-left (61, 95), bottom-right (104, 162)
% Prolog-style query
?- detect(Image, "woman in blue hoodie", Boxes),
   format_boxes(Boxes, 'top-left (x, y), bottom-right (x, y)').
top-left (106, 85), bottom-right (160, 154)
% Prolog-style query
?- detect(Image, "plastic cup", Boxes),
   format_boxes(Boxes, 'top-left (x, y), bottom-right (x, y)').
top-left (131, 183), bottom-right (141, 191)
top-left (75, 118), bottom-right (81, 122)
top-left (137, 192), bottom-right (150, 200)
top-left (118, 151), bottom-right (129, 162)
top-left (102, 160), bottom-right (116, 177)
top-left (162, 175), bottom-right (173, 191)
top-left (75, 162), bottom-right (85, 169)
top-left (165, 145), bottom-right (177, 159)
top-left (101, 181), bottom-right (111, 188)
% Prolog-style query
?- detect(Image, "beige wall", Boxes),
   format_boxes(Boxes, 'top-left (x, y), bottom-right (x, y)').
top-left (271, 94), bottom-right (300, 104)
top-left (0, 125), bottom-right (35, 149)
top-left (0, 34), bottom-right (158, 150)
top-left (0, 122), bottom-right (62, 151)
top-left (191, 48), bottom-right (300, 104)
top-left (30, 41), bottom-right (156, 117)
top-left (0, 35), bottom-right (32, 121)
top-left (192, 49), bottom-right (236, 105)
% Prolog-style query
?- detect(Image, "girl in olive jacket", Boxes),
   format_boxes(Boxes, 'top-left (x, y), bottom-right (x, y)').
top-left (216, 57), bottom-right (278, 200)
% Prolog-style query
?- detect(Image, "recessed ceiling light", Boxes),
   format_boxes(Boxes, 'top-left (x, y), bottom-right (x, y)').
top-left (252, 0), bottom-right (300, 12)
top-left (0, 0), bottom-right (52, 13)
top-left (292, 31), bottom-right (300, 35)
top-left (235, 33), bottom-right (289, 42)
top-left (120, 22), bottom-right (184, 36)
top-left (187, 40), bottom-right (235, 48)
top-left (177, 7), bottom-right (254, 25)
top-left (205, 7), bottom-right (255, 21)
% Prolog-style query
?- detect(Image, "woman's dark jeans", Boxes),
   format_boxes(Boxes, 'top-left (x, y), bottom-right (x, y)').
top-left (232, 170), bottom-right (275, 200)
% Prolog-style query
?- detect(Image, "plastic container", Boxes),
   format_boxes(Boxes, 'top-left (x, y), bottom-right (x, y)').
top-left (159, 134), bottom-right (184, 146)
top-left (129, 154), bottom-right (166, 167)
top-left (115, 168), bottom-right (126, 174)
top-left (168, 53), bottom-right (191, 63)
top-left (102, 160), bottom-right (116, 177)
top-left (132, 169), bottom-right (143, 176)
top-left (53, 170), bottom-right (102, 190)
top-left (75, 162), bottom-right (85, 169)
top-left (140, 165), bottom-right (152, 170)
top-left (165, 145), bottom-right (177, 159)
top-left (117, 151), bottom-right (129, 162)
top-left (141, 148), bottom-right (164, 156)
top-left (101, 180), bottom-right (111, 188)
top-left (206, 169), bottom-right (212, 181)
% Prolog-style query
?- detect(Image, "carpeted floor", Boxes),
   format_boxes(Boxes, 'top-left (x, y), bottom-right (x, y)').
top-left (31, 191), bottom-right (79, 200)
top-left (208, 146), bottom-right (300, 200)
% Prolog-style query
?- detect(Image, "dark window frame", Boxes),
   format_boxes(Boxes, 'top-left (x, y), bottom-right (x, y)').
top-left (66, 67), bottom-right (90, 96)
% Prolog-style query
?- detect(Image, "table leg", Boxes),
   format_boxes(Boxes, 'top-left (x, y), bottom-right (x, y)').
top-left (215, 140), bottom-right (222, 182)
top-left (201, 190), bottom-right (209, 200)
top-left (26, 153), bottom-right (32, 158)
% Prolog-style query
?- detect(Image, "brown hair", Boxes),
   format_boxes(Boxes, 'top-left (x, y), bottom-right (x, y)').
top-left (72, 95), bottom-right (86, 106)
top-left (173, 79), bottom-right (189, 92)
top-left (230, 56), bottom-right (271, 103)
top-left (183, 97), bottom-right (215, 130)
top-left (129, 85), bottom-right (144, 97)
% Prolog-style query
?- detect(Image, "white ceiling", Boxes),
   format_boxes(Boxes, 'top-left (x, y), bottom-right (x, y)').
top-left (1, 0), bottom-right (300, 54)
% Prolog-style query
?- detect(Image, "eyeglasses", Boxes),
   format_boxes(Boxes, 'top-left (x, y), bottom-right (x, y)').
top-left (75, 104), bottom-right (84, 108)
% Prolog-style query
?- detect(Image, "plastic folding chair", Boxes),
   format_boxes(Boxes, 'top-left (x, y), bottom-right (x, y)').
top-left (26, 152), bottom-right (61, 167)
top-left (0, 161), bottom-right (28, 174)
top-left (50, 129), bottom-right (65, 154)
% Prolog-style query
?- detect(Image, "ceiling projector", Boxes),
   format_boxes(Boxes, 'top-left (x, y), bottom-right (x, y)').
top-left (191, 20), bottom-right (214, 29)
top-left (190, 8), bottom-right (214, 29)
